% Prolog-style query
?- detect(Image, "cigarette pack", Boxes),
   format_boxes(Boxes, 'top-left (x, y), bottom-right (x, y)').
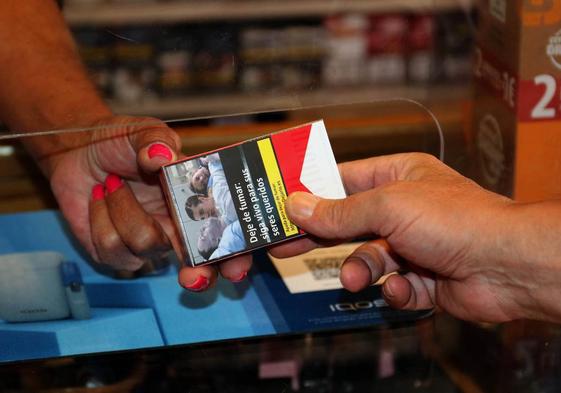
top-left (161, 120), bottom-right (346, 267)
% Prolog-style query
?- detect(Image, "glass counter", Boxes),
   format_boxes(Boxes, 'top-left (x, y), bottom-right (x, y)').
top-left (1, 1), bottom-right (561, 391)
top-left (2, 316), bottom-right (560, 392)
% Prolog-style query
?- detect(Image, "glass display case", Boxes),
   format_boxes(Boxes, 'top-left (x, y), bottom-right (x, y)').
top-left (1, 0), bottom-right (561, 392)
top-left (2, 317), bottom-right (561, 392)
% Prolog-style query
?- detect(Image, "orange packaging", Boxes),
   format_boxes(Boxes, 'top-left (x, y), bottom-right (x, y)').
top-left (472, 0), bottom-right (561, 202)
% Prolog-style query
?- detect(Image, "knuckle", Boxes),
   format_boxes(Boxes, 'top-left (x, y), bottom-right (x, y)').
top-left (358, 243), bottom-right (385, 269)
top-left (127, 223), bottom-right (166, 256)
top-left (133, 116), bottom-right (166, 131)
top-left (320, 199), bottom-right (350, 237)
top-left (405, 153), bottom-right (442, 180)
top-left (97, 232), bottom-right (122, 255)
top-left (371, 185), bottom-right (394, 210)
top-left (126, 116), bottom-right (181, 151)
top-left (120, 257), bottom-right (145, 272)
top-left (167, 130), bottom-right (182, 151)
top-left (154, 129), bottom-right (180, 150)
top-left (369, 186), bottom-right (404, 236)
top-left (141, 118), bottom-right (181, 150)
top-left (410, 152), bottom-right (437, 165)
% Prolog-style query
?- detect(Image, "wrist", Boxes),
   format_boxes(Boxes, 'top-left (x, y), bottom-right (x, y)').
top-left (493, 202), bottom-right (561, 322)
top-left (22, 112), bottom-right (113, 179)
top-left (9, 86), bottom-right (112, 133)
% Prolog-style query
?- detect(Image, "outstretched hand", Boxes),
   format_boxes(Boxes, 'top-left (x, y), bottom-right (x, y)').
top-left (47, 115), bottom-right (251, 290)
top-left (270, 153), bottom-right (534, 323)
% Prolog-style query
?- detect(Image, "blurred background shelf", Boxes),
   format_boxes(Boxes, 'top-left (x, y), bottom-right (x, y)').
top-left (0, 1), bottom-right (477, 214)
top-left (0, 91), bottom-right (471, 214)
top-left (65, 0), bottom-right (473, 26)
top-left (110, 84), bottom-right (470, 118)
top-left (69, 2), bottom-right (475, 123)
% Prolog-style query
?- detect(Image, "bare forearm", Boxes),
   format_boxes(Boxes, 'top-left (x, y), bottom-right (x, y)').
top-left (0, 1), bottom-right (111, 173)
top-left (499, 201), bottom-right (561, 322)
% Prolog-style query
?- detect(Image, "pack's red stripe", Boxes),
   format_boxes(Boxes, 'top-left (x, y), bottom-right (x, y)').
top-left (270, 124), bottom-right (312, 195)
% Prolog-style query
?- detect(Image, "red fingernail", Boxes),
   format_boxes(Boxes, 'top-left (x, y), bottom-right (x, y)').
top-left (148, 143), bottom-right (173, 161)
top-left (231, 271), bottom-right (247, 283)
top-left (185, 275), bottom-right (209, 292)
top-left (105, 174), bottom-right (123, 194)
top-left (92, 184), bottom-right (105, 201)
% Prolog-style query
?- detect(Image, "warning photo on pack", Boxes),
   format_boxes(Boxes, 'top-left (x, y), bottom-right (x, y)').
top-left (160, 120), bottom-right (346, 267)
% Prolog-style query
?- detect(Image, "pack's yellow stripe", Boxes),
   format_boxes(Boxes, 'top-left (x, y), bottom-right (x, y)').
top-left (257, 138), bottom-right (298, 237)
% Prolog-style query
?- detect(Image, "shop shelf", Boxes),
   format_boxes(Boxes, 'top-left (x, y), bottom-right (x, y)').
top-left (65, 0), bottom-right (472, 26)
top-left (109, 84), bottom-right (471, 118)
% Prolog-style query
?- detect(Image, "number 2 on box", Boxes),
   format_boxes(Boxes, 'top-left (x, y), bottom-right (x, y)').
top-left (532, 74), bottom-right (558, 120)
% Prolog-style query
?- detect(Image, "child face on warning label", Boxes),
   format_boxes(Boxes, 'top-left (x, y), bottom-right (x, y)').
top-left (185, 195), bottom-right (217, 221)
top-left (188, 166), bottom-right (210, 194)
top-left (197, 217), bottom-right (225, 258)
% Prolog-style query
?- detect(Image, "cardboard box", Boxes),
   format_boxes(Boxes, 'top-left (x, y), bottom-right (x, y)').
top-left (473, 0), bottom-right (561, 201)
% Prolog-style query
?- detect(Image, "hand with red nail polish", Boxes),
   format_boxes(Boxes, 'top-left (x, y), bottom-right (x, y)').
top-left (44, 114), bottom-right (252, 290)
top-left (0, 2), bottom-right (250, 290)
top-left (0, 3), bottom-right (186, 274)
top-left (45, 115), bottom-right (185, 274)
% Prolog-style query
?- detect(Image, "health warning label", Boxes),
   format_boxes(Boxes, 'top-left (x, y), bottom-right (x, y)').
top-left (162, 120), bottom-right (346, 266)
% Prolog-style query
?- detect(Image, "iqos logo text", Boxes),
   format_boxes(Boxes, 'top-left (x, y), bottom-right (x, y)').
top-left (329, 299), bottom-right (388, 312)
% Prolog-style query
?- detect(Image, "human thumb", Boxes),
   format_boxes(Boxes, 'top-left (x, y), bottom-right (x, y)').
top-left (285, 191), bottom-right (379, 240)
top-left (128, 119), bottom-right (182, 174)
